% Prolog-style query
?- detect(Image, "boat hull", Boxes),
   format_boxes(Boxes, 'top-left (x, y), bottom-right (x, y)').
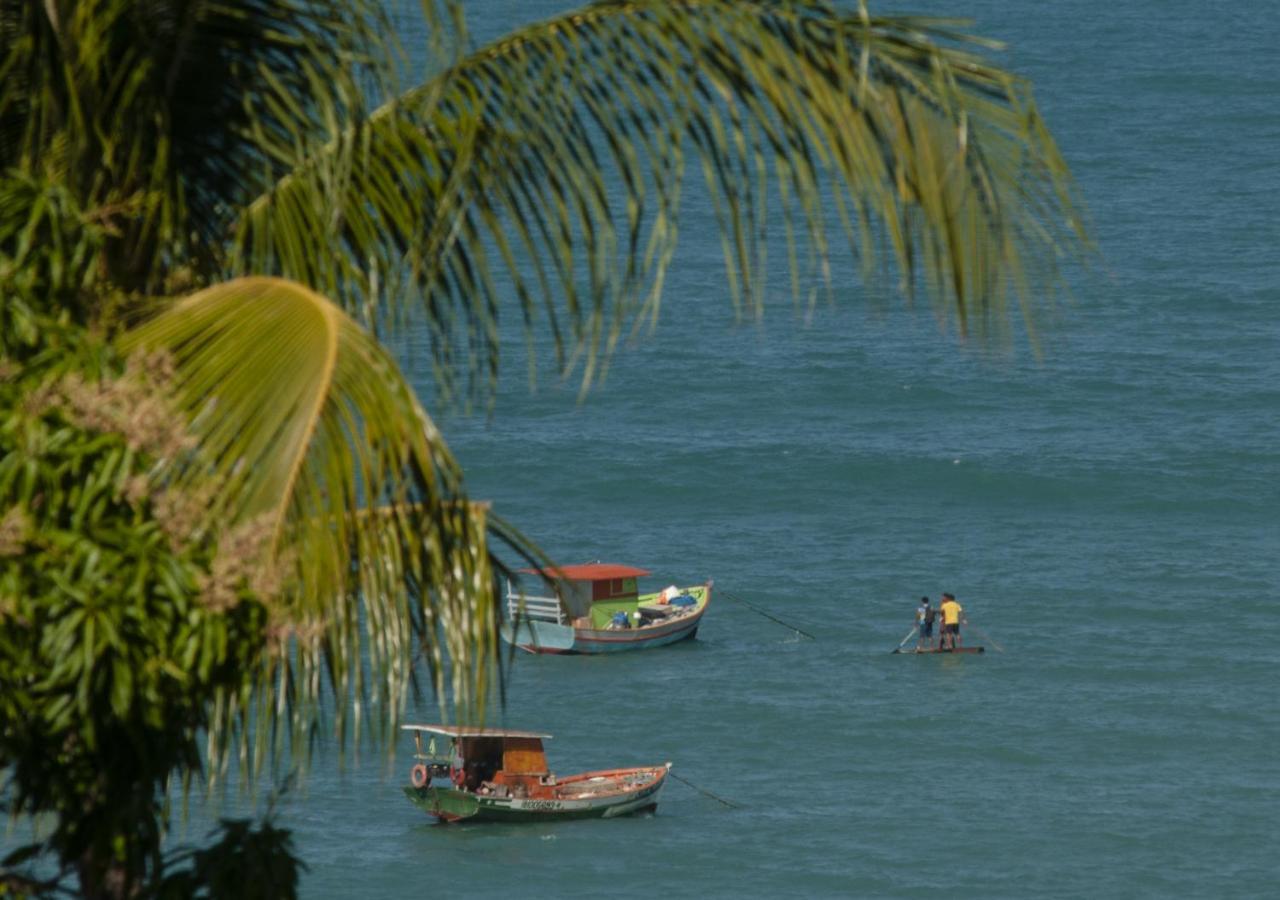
top-left (404, 767), bottom-right (667, 823)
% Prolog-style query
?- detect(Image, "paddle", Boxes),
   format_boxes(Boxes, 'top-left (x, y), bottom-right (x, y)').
top-left (892, 626), bottom-right (918, 653)
top-left (721, 590), bottom-right (816, 640)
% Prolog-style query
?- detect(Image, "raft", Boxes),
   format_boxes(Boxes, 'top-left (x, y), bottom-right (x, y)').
top-left (893, 646), bottom-right (985, 655)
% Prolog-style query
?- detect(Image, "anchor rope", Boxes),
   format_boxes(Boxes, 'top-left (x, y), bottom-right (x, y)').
top-left (720, 590), bottom-right (816, 641)
top-left (667, 770), bottom-right (739, 809)
top-left (968, 622), bottom-right (1004, 652)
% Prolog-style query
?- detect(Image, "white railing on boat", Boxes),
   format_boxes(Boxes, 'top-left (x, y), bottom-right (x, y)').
top-left (506, 584), bottom-right (565, 624)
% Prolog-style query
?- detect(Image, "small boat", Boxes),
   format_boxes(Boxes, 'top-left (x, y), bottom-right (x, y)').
top-left (893, 646), bottom-right (985, 654)
top-left (402, 724), bottom-right (671, 823)
top-left (500, 563), bottom-right (712, 654)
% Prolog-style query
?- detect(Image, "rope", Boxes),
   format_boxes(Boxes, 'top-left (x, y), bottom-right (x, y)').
top-left (969, 623), bottom-right (1004, 652)
top-left (721, 590), bottom-right (816, 640)
top-left (667, 770), bottom-right (739, 809)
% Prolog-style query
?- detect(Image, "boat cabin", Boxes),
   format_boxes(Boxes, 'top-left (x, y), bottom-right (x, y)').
top-left (508, 563), bottom-right (651, 627)
top-left (404, 724), bottom-right (553, 794)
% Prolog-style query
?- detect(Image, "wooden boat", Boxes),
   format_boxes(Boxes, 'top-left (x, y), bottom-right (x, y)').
top-left (500, 563), bottom-right (712, 654)
top-left (893, 645), bottom-right (985, 654)
top-left (402, 725), bottom-right (670, 823)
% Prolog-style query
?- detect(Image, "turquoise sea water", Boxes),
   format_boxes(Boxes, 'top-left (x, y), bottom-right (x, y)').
top-left (260, 2), bottom-right (1280, 896)
top-left (290, 3), bottom-right (1277, 896)
top-left (14, 1), bottom-right (1280, 896)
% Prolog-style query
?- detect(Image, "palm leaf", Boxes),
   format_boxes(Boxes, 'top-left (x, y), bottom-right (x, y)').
top-left (0, 0), bottom-right (397, 294)
top-left (120, 276), bottom-right (499, 777)
top-left (231, 0), bottom-right (1090, 405)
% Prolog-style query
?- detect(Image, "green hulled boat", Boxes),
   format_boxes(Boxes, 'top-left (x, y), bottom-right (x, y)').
top-left (402, 725), bottom-right (670, 823)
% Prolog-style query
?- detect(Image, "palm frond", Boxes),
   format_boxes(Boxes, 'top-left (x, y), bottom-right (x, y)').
top-left (0, 0), bottom-right (396, 294)
top-left (231, 0), bottom-right (1090, 404)
top-left (120, 276), bottom-right (499, 777)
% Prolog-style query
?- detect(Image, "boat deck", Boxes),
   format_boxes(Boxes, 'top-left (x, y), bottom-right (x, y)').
top-left (552, 767), bottom-right (665, 799)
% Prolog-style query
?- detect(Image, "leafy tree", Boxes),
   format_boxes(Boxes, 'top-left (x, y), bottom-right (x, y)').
top-left (0, 0), bottom-right (1086, 895)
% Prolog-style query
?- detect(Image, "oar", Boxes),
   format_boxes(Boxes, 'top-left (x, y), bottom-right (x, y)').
top-left (968, 622), bottom-right (1004, 652)
top-left (892, 626), bottom-right (918, 653)
top-left (721, 590), bottom-right (816, 640)
top-left (667, 770), bottom-right (738, 809)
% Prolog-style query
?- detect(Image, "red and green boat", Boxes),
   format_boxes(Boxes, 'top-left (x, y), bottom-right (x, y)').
top-left (402, 725), bottom-right (671, 823)
top-left (500, 563), bottom-right (712, 654)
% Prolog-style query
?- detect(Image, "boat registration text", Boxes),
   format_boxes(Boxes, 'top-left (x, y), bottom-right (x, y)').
top-left (518, 799), bottom-right (564, 811)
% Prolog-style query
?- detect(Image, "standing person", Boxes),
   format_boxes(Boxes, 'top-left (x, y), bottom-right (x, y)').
top-left (939, 592), bottom-right (965, 650)
top-left (916, 597), bottom-right (934, 651)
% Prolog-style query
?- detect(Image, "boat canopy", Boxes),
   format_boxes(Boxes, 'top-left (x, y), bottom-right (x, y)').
top-left (402, 724), bottom-right (553, 740)
top-left (519, 563), bottom-right (650, 581)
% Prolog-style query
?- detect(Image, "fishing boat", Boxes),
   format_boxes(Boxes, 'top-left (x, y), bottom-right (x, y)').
top-left (500, 563), bottom-right (712, 654)
top-left (402, 724), bottom-right (671, 823)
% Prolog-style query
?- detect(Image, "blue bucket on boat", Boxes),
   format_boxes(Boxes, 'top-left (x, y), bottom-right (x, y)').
top-left (611, 610), bottom-right (630, 627)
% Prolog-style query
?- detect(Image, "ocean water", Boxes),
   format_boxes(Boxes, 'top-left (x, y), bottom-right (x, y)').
top-left (13, 1), bottom-right (1280, 897)
top-left (285, 3), bottom-right (1277, 897)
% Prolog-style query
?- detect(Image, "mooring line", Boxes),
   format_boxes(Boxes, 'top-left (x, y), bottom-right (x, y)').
top-left (721, 590), bottom-right (816, 640)
top-left (668, 770), bottom-right (739, 809)
top-left (969, 623), bottom-right (1004, 652)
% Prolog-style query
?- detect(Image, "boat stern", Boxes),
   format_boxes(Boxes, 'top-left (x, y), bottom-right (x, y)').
top-left (404, 785), bottom-right (480, 822)
top-left (500, 617), bottom-right (577, 653)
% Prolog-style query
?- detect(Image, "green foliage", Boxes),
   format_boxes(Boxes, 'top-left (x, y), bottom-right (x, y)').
top-left (122, 277), bottom-right (503, 783)
top-left (0, 171), bottom-right (106, 356)
top-left (158, 815), bottom-right (304, 900)
top-left (0, 0), bottom-right (394, 295)
top-left (0, 328), bottom-right (278, 895)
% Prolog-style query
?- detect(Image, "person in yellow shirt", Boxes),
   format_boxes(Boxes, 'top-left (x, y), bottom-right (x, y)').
top-left (938, 592), bottom-right (965, 650)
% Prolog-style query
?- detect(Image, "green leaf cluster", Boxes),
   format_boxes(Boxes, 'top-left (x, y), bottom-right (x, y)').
top-left (156, 815), bottom-right (304, 900)
top-left (0, 329), bottom-right (272, 895)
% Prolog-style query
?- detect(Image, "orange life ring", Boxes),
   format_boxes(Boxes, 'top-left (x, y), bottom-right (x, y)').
top-left (450, 766), bottom-right (466, 788)
top-left (410, 764), bottom-right (429, 788)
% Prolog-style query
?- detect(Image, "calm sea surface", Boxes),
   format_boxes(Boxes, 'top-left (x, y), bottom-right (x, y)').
top-left (308, 3), bottom-right (1278, 896)
top-left (16, 1), bottom-right (1280, 896)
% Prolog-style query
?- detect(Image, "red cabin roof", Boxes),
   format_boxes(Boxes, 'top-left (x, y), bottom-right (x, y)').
top-left (521, 563), bottom-right (650, 582)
